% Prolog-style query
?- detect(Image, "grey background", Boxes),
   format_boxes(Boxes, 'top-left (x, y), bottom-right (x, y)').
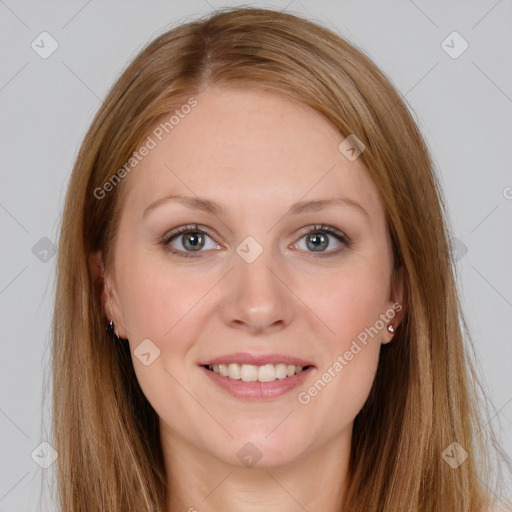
top-left (1, 0), bottom-right (511, 510)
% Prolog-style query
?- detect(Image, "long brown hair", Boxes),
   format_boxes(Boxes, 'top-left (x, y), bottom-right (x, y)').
top-left (50, 6), bottom-right (511, 511)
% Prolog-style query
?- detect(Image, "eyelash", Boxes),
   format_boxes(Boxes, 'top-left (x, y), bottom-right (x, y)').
top-left (159, 223), bottom-right (352, 259)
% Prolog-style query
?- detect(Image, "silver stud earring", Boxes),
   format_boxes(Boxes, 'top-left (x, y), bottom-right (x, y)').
top-left (106, 320), bottom-right (127, 342)
top-left (387, 324), bottom-right (394, 334)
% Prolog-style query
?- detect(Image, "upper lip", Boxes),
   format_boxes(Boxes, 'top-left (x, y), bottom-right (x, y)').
top-left (199, 352), bottom-right (315, 367)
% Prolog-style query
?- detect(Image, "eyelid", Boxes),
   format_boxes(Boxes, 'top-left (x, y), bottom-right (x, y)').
top-left (159, 223), bottom-right (351, 258)
top-left (159, 224), bottom-right (221, 258)
top-left (294, 224), bottom-right (351, 243)
top-left (290, 224), bottom-right (351, 257)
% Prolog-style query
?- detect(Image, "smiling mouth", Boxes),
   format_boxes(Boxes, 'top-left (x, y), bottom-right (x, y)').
top-left (202, 363), bottom-right (312, 383)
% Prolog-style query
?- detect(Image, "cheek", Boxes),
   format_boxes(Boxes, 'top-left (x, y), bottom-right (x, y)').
top-left (116, 249), bottom-right (207, 343)
top-left (292, 259), bottom-right (389, 415)
top-left (116, 253), bottom-right (207, 413)
top-left (301, 259), bottom-right (391, 347)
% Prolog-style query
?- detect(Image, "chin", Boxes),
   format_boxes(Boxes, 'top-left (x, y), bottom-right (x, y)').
top-left (212, 434), bottom-right (306, 469)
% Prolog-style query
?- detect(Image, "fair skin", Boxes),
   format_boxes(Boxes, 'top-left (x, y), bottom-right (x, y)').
top-left (93, 86), bottom-right (405, 512)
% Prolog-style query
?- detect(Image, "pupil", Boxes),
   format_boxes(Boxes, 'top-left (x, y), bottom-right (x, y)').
top-left (184, 232), bottom-right (204, 251)
top-left (180, 231), bottom-right (329, 252)
top-left (308, 233), bottom-right (328, 251)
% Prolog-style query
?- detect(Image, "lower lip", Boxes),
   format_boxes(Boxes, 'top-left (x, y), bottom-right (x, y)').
top-left (199, 365), bottom-right (314, 400)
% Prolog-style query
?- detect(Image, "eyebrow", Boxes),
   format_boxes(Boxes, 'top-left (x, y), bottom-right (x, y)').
top-left (142, 193), bottom-right (370, 219)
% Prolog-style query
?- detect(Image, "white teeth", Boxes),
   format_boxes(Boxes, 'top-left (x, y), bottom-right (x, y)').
top-left (206, 363), bottom-right (306, 382)
top-left (241, 364), bottom-right (258, 382)
top-left (258, 364), bottom-right (276, 383)
top-left (228, 363), bottom-right (241, 380)
top-left (275, 363), bottom-right (288, 379)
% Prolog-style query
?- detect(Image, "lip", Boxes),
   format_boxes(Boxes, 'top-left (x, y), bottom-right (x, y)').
top-left (199, 364), bottom-right (315, 400)
top-left (198, 352), bottom-right (315, 367)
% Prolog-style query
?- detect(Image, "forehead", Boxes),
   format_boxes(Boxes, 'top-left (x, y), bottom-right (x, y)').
top-left (119, 86), bottom-right (384, 220)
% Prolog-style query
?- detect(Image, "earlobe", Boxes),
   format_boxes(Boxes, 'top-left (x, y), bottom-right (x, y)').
top-left (89, 250), bottom-right (115, 322)
top-left (385, 266), bottom-right (407, 342)
top-left (89, 250), bottom-right (128, 338)
top-left (379, 323), bottom-right (394, 345)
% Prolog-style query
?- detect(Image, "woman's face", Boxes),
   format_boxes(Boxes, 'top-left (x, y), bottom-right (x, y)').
top-left (97, 86), bottom-right (403, 469)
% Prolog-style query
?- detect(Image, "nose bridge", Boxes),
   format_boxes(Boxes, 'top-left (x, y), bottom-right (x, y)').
top-left (220, 236), bottom-right (294, 332)
top-left (237, 242), bottom-right (278, 296)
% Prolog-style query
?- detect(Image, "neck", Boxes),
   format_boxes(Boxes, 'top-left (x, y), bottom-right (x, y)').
top-left (161, 423), bottom-right (351, 512)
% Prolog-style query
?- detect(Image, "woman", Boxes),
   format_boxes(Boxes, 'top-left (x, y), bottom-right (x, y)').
top-left (51, 6), bottom-right (511, 511)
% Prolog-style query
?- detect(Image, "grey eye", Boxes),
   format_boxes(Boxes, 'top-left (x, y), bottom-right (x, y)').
top-left (305, 232), bottom-right (330, 251)
top-left (181, 232), bottom-right (205, 251)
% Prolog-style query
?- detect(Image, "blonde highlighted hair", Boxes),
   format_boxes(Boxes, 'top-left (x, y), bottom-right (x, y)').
top-left (50, 6), bottom-right (511, 511)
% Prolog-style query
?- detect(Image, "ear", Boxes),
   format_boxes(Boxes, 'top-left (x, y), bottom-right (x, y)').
top-left (383, 265), bottom-right (407, 343)
top-left (89, 250), bottom-right (127, 337)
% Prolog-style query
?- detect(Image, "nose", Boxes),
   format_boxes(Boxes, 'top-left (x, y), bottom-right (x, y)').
top-left (218, 243), bottom-right (295, 335)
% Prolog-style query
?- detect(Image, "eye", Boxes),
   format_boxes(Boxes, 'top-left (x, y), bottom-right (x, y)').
top-left (292, 224), bottom-right (350, 255)
top-left (159, 223), bottom-right (351, 259)
top-left (160, 224), bottom-right (221, 258)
